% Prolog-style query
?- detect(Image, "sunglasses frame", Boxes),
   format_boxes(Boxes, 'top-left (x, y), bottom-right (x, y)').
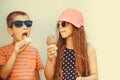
top-left (9, 20), bottom-right (33, 28)
top-left (57, 21), bottom-right (68, 28)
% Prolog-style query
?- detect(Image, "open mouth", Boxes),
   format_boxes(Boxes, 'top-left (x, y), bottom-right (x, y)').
top-left (22, 32), bottom-right (28, 39)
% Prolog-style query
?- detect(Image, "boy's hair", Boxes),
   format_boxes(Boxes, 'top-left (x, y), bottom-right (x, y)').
top-left (6, 11), bottom-right (29, 27)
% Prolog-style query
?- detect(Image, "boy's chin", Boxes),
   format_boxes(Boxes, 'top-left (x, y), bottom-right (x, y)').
top-left (15, 38), bottom-right (24, 42)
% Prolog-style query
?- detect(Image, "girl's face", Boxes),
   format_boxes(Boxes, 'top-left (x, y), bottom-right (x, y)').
top-left (8, 15), bottom-right (31, 42)
top-left (57, 21), bottom-right (73, 39)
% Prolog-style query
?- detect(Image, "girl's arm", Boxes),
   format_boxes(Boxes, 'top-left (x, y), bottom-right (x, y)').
top-left (36, 71), bottom-right (41, 80)
top-left (76, 44), bottom-right (98, 80)
top-left (44, 45), bottom-right (57, 80)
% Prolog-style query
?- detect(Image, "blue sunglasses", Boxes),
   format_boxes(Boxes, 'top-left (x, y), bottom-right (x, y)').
top-left (9, 20), bottom-right (33, 28)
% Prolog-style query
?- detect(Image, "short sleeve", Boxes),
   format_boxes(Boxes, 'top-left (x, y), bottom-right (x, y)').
top-left (0, 48), bottom-right (7, 66)
top-left (35, 50), bottom-right (44, 70)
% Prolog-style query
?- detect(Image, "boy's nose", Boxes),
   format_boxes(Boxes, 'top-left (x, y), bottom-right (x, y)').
top-left (22, 24), bottom-right (27, 29)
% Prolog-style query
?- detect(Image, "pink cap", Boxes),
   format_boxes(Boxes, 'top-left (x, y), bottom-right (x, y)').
top-left (58, 8), bottom-right (84, 28)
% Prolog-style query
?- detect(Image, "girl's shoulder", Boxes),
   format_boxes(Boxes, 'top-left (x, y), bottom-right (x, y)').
top-left (87, 43), bottom-right (96, 56)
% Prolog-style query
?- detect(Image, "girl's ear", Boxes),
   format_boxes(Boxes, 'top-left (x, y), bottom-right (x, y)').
top-left (7, 28), bottom-right (13, 36)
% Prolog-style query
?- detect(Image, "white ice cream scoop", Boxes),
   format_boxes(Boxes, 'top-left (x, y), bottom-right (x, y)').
top-left (24, 37), bottom-right (32, 44)
top-left (23, 35), bottom-right (32, 44)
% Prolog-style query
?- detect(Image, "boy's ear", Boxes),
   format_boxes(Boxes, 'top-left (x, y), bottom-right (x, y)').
top-left (7, 28), bottom-right (13, 36)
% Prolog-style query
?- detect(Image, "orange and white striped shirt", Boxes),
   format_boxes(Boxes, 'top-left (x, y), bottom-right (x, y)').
top-left (0, 44), bottom-right (44, 80)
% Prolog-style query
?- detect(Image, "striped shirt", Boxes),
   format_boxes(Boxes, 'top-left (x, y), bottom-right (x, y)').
top-left (0, 44), bottom-right (44, 80)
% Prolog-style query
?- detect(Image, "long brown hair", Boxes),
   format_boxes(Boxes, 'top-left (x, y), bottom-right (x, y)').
top-left (54, 25), bottom-right (89, 79)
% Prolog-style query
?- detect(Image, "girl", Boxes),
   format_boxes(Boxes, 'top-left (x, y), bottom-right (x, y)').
top-left (45, 8), bottom-right (98, 80)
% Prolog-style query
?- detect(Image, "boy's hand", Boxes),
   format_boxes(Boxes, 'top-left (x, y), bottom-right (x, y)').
top-left (14, 38), bottom-right (31, 54)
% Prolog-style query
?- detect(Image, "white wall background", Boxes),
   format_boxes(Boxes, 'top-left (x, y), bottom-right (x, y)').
top-left (0, 0), bottom-right (120, 80)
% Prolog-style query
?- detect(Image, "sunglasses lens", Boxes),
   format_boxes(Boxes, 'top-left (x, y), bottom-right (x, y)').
top-left (57, 23), bottom-right (59, 28)
top-left (14, 21), bottom-right (23, 28)
top-left (24, 20), bottom-right (32, 27)
top-left (57, 21), bottom-right (67, 28)
top-left (61, 21), bottom-right (66, 27)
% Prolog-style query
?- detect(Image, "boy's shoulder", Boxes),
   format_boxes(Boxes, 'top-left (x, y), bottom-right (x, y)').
top-left (0, 44), bottom-right (12, 50)
top-left (0, 44), bottom-right (38, 52)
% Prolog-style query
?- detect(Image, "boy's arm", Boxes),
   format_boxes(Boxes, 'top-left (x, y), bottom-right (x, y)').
top-left (0, 40), bottom-right (30, 79)
top-left (0, 51), bottom-right (18, 79)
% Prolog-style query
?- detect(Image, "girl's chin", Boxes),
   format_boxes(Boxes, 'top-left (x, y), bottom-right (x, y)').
top-left (61, 36), bottom-right (67, 38)
top-left (61, 35), bottom-right (67, 38)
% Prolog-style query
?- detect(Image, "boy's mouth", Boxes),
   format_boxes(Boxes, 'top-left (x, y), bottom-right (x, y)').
top-left (22, 32), bottom-right (32, 43)
top-left (22, 32), bottom-right (28, 39)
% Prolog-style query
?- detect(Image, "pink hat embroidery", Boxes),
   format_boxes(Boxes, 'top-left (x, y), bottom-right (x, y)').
top-left (58, 8), bottom-right (84, 28)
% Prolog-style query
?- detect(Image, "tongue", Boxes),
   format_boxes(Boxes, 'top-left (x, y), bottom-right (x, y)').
top-left (23, 35), bottom-right (27, 40)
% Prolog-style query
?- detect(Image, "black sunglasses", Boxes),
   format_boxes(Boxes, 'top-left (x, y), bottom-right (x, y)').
top-left (9, 20), bottom-right (33, 28)
top-left (57, 21), bottom-right (68, 28)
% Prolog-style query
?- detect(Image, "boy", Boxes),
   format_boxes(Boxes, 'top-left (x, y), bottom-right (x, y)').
top-left (0, 11), bottom-right (44, 80)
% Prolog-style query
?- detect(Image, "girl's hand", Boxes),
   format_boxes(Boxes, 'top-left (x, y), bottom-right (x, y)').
top-left (76, 77), bottom-right (84, 80)
top-left (47, 45), bottom-right (57, 61)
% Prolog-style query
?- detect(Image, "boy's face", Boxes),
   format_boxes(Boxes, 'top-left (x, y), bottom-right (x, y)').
top-left (8, 15), bottom-right (31, 42)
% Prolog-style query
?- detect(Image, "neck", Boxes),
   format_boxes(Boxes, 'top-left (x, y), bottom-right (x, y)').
top-left (66, 37), bottom-right (73, 49)
top-left (12, 39), bottom-right (18, 47)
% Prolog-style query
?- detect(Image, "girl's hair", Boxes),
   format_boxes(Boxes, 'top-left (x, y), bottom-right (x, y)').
top-left (54, 25), bottom-right (89, 79)
top-left (6, 11), bottom-right (29, 27)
